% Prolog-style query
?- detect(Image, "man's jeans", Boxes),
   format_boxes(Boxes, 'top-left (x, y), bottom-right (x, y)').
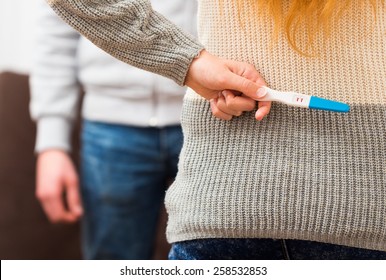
top-left (80, 120), bottom-right (183, 259)
top-left (169, 238), bottom-right (386, 260)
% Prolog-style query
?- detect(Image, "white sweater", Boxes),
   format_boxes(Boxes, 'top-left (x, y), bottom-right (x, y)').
top-left (30, 0), bottom-right (197, 152)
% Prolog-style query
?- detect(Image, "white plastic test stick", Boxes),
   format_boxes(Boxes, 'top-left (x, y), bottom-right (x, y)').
top-left (258, 86), bottom-right (350, 113)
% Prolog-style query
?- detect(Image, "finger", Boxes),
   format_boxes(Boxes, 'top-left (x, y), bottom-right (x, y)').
top-left (36, 172), bottom-right (74, 223)
top-left (227, 61), bottom-right (262, 84)
top-left (210, 99), bottom-right (233, 120)
top-left (224, 61), bottom-right (267, 99)
top-left (65, 172), bottom-right (83, 218)
top-left (255, 101), bottom-right (272, 121)
top-left (39, 189), bottom-right (77, 223)
top-left (216, 94), bottom-right (243, 116)
top-left (223, 90), bottom-right (256, 112)
top-left (221, 72), bottom-right (267, 100)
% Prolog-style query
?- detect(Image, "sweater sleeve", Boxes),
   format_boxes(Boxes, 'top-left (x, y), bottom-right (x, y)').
top-left (46, 0), bottom-right (204, 86)
top-left (30, 0), bottom-right (82, 153)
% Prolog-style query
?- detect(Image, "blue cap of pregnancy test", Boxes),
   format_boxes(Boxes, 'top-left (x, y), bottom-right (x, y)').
top-left (309, 96), bottom-right (350, 113)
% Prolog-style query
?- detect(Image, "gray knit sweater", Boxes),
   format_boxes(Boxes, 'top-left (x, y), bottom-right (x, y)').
top-left (47, 0), bottom-right (204, 86)
top-left (48, 0), bottom-right (386, 252)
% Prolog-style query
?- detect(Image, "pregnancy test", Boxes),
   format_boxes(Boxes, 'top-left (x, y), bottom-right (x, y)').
top-left (258, 86), bottom-right (350, 113)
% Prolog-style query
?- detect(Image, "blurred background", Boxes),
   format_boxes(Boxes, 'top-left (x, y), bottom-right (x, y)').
top-left (0, 0), bottom-right (82, 260)
top-left (0, 0), bottom-right (36, 73)
top-left (0, 0), bottom-right (170, 260)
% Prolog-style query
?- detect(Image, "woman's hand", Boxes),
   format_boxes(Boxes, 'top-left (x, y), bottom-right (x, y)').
top-left (210, 90), bottom-right (255, 121)
top-left (184, 50), bottom-right (271, 121)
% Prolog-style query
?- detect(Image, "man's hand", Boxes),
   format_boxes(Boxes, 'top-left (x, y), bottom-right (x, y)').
top-left (185, 50), bottom-right (271, 121)
top-left (36, 150), bottom-right (83, 223)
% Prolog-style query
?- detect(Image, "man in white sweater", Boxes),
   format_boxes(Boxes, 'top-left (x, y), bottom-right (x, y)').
top-left (30, 0), bottom-right (197, 259)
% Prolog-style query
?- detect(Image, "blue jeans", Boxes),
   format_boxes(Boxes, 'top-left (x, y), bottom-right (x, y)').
top-left (80, 120), bottom-right (183, 259)
top-left (169, 238), bottom-right (386, 260)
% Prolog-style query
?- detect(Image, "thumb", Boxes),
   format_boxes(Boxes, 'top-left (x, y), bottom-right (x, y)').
top-left (222, 72), bottom-right (267, 100)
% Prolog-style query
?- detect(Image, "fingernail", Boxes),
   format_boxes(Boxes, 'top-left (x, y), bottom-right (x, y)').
top-left (222, 90), bottom-right (228, 97)
top-left (255, 111), bottom-right (263, 121)
top-left (256, 88), bottom-right (266, 98)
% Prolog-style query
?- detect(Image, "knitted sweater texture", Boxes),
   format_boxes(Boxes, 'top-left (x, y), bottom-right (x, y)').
top-left (47, 0), bottom-right (204, 86)
top-left (48, 0), bottom-right (386, 251)
top-left (166, 1), bottom-right (386, 251)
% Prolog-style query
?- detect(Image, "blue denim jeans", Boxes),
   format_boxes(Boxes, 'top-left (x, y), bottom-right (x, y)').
top-left (169, 238), bottom-right (386, 260)
top-left (80, 120), bottom-right (183, 259)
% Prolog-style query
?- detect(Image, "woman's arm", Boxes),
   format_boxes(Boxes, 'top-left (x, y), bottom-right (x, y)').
top-left (47, 0), bottom-right (271, 120)
top-left (47, 0), bottom-right (203, 86)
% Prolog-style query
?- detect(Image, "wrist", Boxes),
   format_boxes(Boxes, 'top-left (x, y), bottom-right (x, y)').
top-left (38, 149), bottom-right (69, 157)
top-left (184, 49), bottom-right (208, 88)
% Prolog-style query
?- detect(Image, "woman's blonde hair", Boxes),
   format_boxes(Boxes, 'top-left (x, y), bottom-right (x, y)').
top-left (232, 0), bottom-right (383, 55)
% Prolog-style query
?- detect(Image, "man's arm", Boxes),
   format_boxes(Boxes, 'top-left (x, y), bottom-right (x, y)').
top-left (31, 0), bottom-right (81, 152)
top-left (30, 0), bottom-right (82, 223)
